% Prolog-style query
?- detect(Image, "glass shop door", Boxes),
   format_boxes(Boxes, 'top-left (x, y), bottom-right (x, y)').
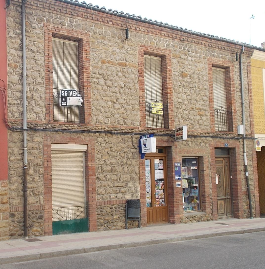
top-left (145, 149), bottom-right (168, 224)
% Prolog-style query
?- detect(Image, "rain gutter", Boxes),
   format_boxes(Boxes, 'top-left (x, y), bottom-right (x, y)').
top-left (22, 0), bottom-right (28, 237)
top-left (240, 45), bottom-right (253, 219)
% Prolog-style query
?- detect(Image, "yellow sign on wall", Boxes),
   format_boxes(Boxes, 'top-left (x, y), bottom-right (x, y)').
top-left (256, 139), bottom-right (261, 151)
top-left (151, 102), bottom-right (163, 115)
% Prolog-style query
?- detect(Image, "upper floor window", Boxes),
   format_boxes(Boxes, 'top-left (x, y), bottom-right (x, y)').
top-left (144, 55), bottom-right (164, 128)
top-left (212, 67), bottom-right (233, 132)
top-left (53, 38), bottom-right (81, 123)
top-left (139, 47), bottom-right (173, 130)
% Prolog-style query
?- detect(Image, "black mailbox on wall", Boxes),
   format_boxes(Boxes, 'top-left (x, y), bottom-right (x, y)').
top-left (125, 199), bottom-right (141, 229)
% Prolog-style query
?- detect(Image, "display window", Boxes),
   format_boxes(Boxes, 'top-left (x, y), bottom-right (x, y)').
top-left (182, 158), bottom-right (200, 212)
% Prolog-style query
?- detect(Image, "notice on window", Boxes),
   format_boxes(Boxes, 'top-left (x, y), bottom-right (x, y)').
top-left (151, 102), bottom-right (163, 115)
top-left (155, 170), bottom-right (164, 180)
top-left (176, 182), bottom-right (182, 188)
top-left (181, 167), bottom-right (188, 178)
top-left (182, 179), bottom-right (188, 188)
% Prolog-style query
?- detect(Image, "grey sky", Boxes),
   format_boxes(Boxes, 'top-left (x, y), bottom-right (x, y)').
top-left (87, 0), bottom-right (265, 47)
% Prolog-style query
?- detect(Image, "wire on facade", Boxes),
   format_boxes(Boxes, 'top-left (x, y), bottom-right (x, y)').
top-left (5, 124), bottom-right (255, 141)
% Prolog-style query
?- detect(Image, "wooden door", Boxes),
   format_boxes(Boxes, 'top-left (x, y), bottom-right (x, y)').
top-left (215, 157), bottom-right (232, 217)
top-left (145, 151), bottom-right (168, 224)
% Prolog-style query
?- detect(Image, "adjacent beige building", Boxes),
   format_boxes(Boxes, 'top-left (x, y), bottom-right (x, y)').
top-left (252, 48), bottom-right (265, 215)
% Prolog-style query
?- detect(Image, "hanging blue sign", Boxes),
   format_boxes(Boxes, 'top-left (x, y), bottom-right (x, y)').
top-left (174, 162), bottom-right (181, 180)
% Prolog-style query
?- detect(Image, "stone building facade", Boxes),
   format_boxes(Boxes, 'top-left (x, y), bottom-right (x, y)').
top-left (0, 0), bottom-right (263, 240)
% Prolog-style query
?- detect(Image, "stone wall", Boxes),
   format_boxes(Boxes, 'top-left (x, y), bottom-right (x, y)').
top-left (2, 0), bottom-right (259, 239)
top-left (0, 180), bottom-right (9, 240)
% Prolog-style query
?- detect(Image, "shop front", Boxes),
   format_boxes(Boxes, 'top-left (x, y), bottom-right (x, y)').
top-left (182, 158), bottom-right (200, 212)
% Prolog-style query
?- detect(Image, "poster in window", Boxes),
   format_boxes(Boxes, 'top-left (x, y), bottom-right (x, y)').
top-left (181, 167), bottom-right (188, 178)
top-left (155, 170), bottom-right (164, 180)
top-left (155, 159), bottom-right (163, 170)
top-left (151, 102), bottom-right (163, 115)
top-left (182, 179), bottom-right (188, 188)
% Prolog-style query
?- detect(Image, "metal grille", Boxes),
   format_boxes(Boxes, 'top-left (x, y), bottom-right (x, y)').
top-left (144, 55), bottom-right (164, 128)
top-left (52, 206), bottom-right (86, 221)
top-left (53, 38), bottom-right (80, 123)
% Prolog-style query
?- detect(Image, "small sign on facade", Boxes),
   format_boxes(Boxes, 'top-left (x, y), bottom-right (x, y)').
top-left (256, 140), bottom-right (261, 151)
top-left (59, 89), bottom-right (83, 106)
top-left (175, 126), bottom-right (187, 140)
top-left (151, 102), bottom-right (163, 115)
top-left (175, 162), bottom-right (182, 187)
top-left (140, 137), bottom-right (156, 153)
top-left (174, 162), bottom-right (181, 180)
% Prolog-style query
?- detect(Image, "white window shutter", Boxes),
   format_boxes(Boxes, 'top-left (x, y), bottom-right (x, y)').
top-left (213, 67), bottom-right (229, 131)
top-left (144, 55), bottom-right (164, 128)
top-left (51, 149), bottom-right (86, 221)
top-left (52, 38), bottom-right (80, 123)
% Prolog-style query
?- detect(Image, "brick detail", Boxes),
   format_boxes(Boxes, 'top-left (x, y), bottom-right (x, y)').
top-left (138, 46), bottom-right (174, 130)
top-left (44, 24), bottom-right (91, 125)
top-left (208, 58), bottom-right (237, 134)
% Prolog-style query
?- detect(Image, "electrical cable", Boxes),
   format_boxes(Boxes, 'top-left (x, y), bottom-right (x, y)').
top-left (5, 124), bottom-right (255, 141)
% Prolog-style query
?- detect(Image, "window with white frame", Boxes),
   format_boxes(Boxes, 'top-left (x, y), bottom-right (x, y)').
top-left (144, 55), bottom-right (164, 128)
top-left (52, 38), bottom-right (81, 123)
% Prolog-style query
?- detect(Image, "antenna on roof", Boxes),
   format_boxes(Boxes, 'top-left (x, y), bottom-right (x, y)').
top-left (249, 14), bottom-right (255, 45)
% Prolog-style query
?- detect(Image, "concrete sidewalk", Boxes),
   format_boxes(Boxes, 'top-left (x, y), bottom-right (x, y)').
top-left (1, 218), bottom-right (265, 265)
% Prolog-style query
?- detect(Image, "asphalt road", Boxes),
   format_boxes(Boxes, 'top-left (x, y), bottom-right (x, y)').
top-left (1, 231), bottom-right (265, 269)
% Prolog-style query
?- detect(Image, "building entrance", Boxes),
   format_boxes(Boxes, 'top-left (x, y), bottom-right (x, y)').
top-left (145, 148), bottom-right (168, 224)
top-left (215, 157), bottom-right (232, 218)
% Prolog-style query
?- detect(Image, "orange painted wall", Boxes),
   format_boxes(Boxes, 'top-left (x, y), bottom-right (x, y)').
top-left (0, 0), bottom-right (8, 181)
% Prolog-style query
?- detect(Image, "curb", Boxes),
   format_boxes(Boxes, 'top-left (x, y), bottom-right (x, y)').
top-left (1, 227), bottom-right (265, 265)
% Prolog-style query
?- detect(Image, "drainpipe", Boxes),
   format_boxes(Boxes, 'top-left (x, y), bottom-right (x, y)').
top-left (239, 45), bottom-right (253, 219)
top-left (22, 0), bottom-right (28, 237)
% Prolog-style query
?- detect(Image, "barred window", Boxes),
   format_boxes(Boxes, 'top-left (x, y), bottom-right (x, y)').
top-left (52, 38), bottom-right (81, 123)
top-left (144, 55), bottom-right (164, 128)
top-left (213, 67), bottom-right (233, 132)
